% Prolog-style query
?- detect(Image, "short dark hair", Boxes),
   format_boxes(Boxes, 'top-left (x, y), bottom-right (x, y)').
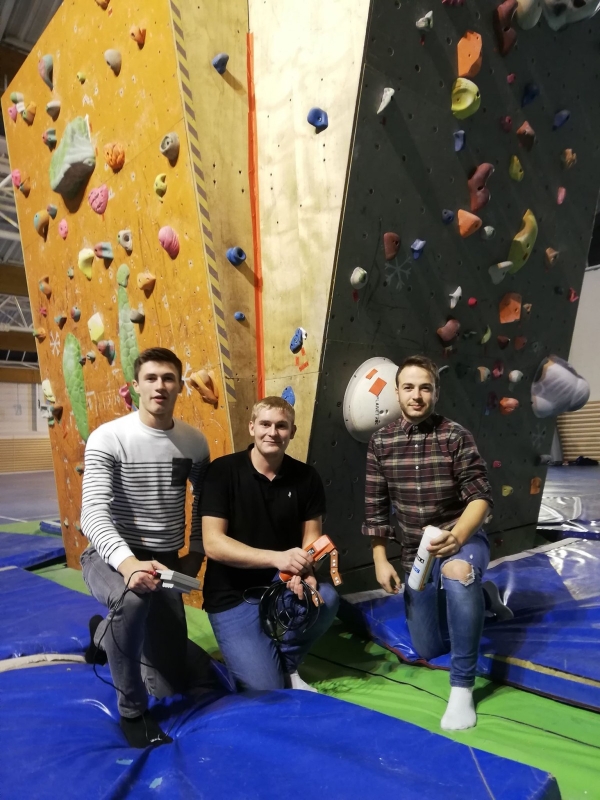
top-left (395, 355), bottom-right (439, 389)
top-left (134, 348), bottom-right (183, 381)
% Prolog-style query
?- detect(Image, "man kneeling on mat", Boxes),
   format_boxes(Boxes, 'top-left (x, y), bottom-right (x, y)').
top-left (362, 355), bottom-right (512, 731)
top-left (201, 396), bottom-right (339, 691)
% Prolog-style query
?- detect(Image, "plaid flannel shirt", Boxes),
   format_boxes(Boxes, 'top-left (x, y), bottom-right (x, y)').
top-left (362, 414), bottom-right (493, 574)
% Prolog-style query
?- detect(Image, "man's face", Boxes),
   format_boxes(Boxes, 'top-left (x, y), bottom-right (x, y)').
top-left (249, 407), bottom-right (296, 458)
top-left (396, 365), bottom-right (438, 424)
top-left (132, 361), bottom-right (183, 418)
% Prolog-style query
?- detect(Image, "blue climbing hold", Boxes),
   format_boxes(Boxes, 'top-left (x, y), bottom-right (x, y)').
top-left (552, 109), bottom-right (570, 130)
top-left (521, 83), bottom-right (539, 107)
top-left (442, 209), bottom-right (455, 225)
top-left (226, 247), bottom-right (246, 266)
top-left (234, 311), bottom-right (245, 321)
top-left (453, 130), bottom-right (465, 152)
top-left (289, 327), bottom-right (306, 354)
top-left (211, 53), bottom-right (229, 74)
top-left (281, 386), bottom-right (296, 406)
top-left (411, 239), bottom-right (426, 259)
top-left (307, 107), bottom-right (329, 133)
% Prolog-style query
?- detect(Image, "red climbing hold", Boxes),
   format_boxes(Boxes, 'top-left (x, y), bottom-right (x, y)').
top-left (437, 319), bottom-right (461, 343)
top-left (492, 460), bottom-right (502, 468)
top-left (493, 0), bottom-right (518, 56)
top-left (383, 232), bottom-right (401, 261)
top-left (514, 335), bottom-right (527, 351)
top-left (492, 360), bottom-right (504, 379)
top-left (497, 335), bottom-right (510, 349)
top-left (500, 115), bottom-right (512, 132)
top-left (468, 163), bottom-right (494, 212)
top-left (568, 288), bottom-right (579, 303)
top-left (506, 73), bottom-right (516, 84)
top-left (468, 297), bottom-right (477, 307)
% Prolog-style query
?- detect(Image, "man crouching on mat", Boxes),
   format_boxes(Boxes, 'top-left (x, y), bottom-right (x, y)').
top-left (80, 347), bottom-right (215, 748)
top-left (201, 396), bottom-right (339, 691)
top-left (362, 355), bottom-right (512, 731)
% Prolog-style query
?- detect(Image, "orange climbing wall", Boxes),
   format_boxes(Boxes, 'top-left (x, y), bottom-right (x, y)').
top-left (2, 0), bottom-right (238, 567)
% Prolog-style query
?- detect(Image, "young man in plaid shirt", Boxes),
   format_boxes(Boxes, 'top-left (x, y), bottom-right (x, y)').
top-left (362, 355), bottom-right (511, 730)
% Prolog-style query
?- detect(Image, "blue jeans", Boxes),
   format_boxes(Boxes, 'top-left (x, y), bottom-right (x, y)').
top-left (404, 531), bottom-right (490, 688)
top-left (208, 583), bottom-right (339, 690)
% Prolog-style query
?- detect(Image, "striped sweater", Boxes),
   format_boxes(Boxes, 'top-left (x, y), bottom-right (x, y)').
top-left (81, 412), bottom-right (210, 570)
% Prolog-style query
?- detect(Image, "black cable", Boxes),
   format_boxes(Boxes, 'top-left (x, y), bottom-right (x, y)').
top-left (243, 579), bottom-right (322, 641)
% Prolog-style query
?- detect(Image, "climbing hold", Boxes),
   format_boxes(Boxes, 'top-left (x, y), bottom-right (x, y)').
top-left (104, 49), bottom-right (122, 76)
top-left (116, 264), bottom-right (130, 288)
top-left (33, 327), bottom-right (46, 342)
top-left (492, 460), bottom-right (502, 468)
top-left (97, 340), bottom-right (116, 364)
top-left (95, 0), bottom-right (110, 8)
top-left (104, 142), bottom-right (125, 171)
top-left (137, 272), bottom-right (156, 293)
top-left (211, 53), bottom-right (229, 74)
top-left (129, 308), bottom-right (145, 324)
top-left (350, 267), bottom-right (368, 289)
top-left (79, 354), bottom-right (87, 366)
top-left (377, 88), bottom-right (395, 114)
top-left (521, 82), bottom-right (539, 107)
top-left (462, 331), bottom-right (478, 340)
top-left (502, 485), bottom-right (514, 496)
top-left (70, 306), bottom-right (81, 322)
top-left (42, 379), bottom-right (56, 404)
top-left (507, 209), bottom-right (538, 273)
top-left (492, 361), bottom-right (504, 379)
top-left (22, 102), bottom-right (36, 125)
top-left (442, 209), bottom-right (455, 224)
top-left (88, 185), bottom-right (109, 214)
top-left (556, 187), bottom-right (566, 205)
top-left (45, 100), bottom-right (61, 121)
top-left (516, 0), bottom-right (543, 26)
top-left (50, 405), bottom-right (63, 422)
top-left (290, 327), bottom-right (308, 354)
top-left (457, 209), bottom-right (482, 237)
top-left (76, 72), bottom-right (86, 84)
top-left (568, 287), bottom-right (579, 303)
top-left (58, 220), bottom-right (68, 240)
top-left (78, 248), bottom-right (94, 280)
top-left (154, 173), bottom-right (167, 198)
top-left (468, 163), bottom-right (494, 212)
top-left (508, 155), bottom-right (524, 181)
top-left (117, 266), bottom-right (139, 405)
top-left (530, 477), bottom-right (542, 494)
top-left (497, 335), bottom-right (510, 349)
top-left (516, 121), bottom-right (536, 150)
top-left (457, 31), bottom-right (483, 79)
top-left (39, 306), bottom-right (48, 317)
top-left (383, 232), bottom-right (400, 261)
top-left (453, 130), bottom-right (466, 151)
top-left (158, 226), bottom-right (180, 258)
top-left (531, 355), bottom-right (589, 418)
top-left (34, 211), bottom-right (50, 238)
top-left (47, 205), bottom-right (58, 219)
top-left (119, 385), bottom-right (133, 411)
top-left (117, 229), bottom-right (133, 253)
top-left (552, 109), bottom-right (570, 130)
top-left (561, 149), bottom-right (577, 169)
top-left (468, 297), bottom-right (477, 307)
top-left (493, 0), bottom-right (518, 55)
top-left (18, 177), bottom-right (30, 197)
top-left (54, 314), bottom-right (67, 328)
top-left (190, 370), bottom-right (219, 407)
top-left (437, 319), bottom-right (460, 343)
top-left (281, 386), bottom-right (296, 406)
top-left (9, 91), bottom-right (23, 104)
top-left (87, 313), bottom-right (105, 344)
top-left (486, 392), bottom-right (498, 414)
top-left (42, 129), bottom-right (57, 149)
top-left (67, 267), bottom-right (74, 279)
top-left (234, 311), bottom-right (246, 321)
top-left (7, 105), bottom-right (17, 122)
top-left (416, 11), bottom-right (433, 29)
top-left (499, 115), bottom-right (512, 132)
top-left (545, 247), bottom-right (559, 266)
top-left (449, 287), bottom-right (462, 309)
top-left (499, 292), bottom-right (522, 324)
top-left (94, 242), bottom-right (114, 261)
top-left (130, 25), bottom-right (146, 47)
top-left (499, 397), bottom-right (520, 414)
top-left (49, 117), bottom-right (96, 199)
top-left (38, 55), bottom-right (53, 90)
top-left (10, 169), bottom-right (20, 188)
top-left (523, 302), bottom-right (532, 314)
top-left (481, 226), bottom-right (496, 240)
top-left (410, 239), bottom-right (426, 259)
top-left (307, 108), bottom-right (329, 133)
top-left (514, 335), bottom-right (527, 351)
top-left (480, 326), bottom-right (492, 344)
top-left (159, 133), bottom-right (180, 163)
top-left (509, 369), bottom-right (523, 383)
top-left (477, 367), bottom-right (491, 383)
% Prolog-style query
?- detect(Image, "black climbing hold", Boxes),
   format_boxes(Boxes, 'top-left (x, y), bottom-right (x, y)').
top-left (442, 209), bottom-right (455, 224)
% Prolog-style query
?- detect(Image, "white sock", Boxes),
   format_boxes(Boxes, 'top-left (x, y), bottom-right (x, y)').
top-left (285, 671), bottom-right (318, 692)
top-left (441, 687), bottom-right (476, 731)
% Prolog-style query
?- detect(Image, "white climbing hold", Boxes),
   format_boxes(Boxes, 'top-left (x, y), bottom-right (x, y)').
top-left (509, 370), bottom-right (524, 384)
top-left (350, 267), bottom-right (369, 289)
top-left (488, 261), bottom-right (513, 285)
top-left (416, 11), bottom-right (433, 29)
top-left (449, 286), bottom-right (462, 309)
top-left (377, 88), bottom-right (395, 115)
top-left (481, 226), bottom-right (496, 240)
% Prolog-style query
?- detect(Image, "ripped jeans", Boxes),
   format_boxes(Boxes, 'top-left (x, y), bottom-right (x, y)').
top-left (404, 530), bottom-right (490, 688)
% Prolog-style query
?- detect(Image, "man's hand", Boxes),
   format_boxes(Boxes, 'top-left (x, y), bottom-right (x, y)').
top-left (287, 573), bottom-right (318, 600)
top-left (375, 559), bottom-right (402, 594)
top-left (178, 551), bottom-right (204, 578)
top-left (118, 556), bottom-right (167, 593)
top-left (427, 529), bottom-right (461, 558)
top-left (272, 547), bottom-right (313, 576)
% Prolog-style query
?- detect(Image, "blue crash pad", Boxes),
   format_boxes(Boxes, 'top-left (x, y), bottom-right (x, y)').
top-left (0, 566), bottom-right (104, 659)
top-left (0, 531), bottom-right (65, 567)
top-left (339, 538), bottom-right (600, 711)
top-left (0, 664), bottom-right (559, 800)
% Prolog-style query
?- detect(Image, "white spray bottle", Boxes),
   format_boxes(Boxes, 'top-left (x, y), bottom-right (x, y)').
top-left (407, 525), bottom-right (442, 591)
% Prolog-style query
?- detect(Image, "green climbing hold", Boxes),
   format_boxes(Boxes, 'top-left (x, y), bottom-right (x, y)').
top-left (63, 333), bottom-right (89, 441)
top-left (117, 264), bottom-right (130, 288)
top-left (118, 284), bottom-right (140, 407)
top-left (49, 117), bottom-right (96, 198)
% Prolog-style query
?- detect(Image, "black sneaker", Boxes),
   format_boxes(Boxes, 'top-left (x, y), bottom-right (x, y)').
top-left (120, 711), bottom-right (173, 749)
top-left (84, 615), bottom-right (108, 665)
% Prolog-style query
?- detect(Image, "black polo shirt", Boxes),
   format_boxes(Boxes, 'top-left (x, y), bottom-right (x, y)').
top-left (200, 447), bottom-right (326, 613)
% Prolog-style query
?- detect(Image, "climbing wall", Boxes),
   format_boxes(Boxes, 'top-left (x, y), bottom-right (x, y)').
top-left (309, 2), bottom-right (600, 585)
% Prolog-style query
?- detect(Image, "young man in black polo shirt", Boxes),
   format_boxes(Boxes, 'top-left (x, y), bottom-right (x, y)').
top-left (201, 396), bottom-right (339, 691)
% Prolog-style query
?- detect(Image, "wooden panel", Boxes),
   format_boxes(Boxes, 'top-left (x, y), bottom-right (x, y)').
top-left (0, 438), bottom-right (53, 472)
top-left (249, 0), bottom-right (370, 459)
top-left (0, 368), bottom-right (40, 384)
top-left (3, 0), bottom-right (234, 567)
top-left (0, 264), bottom-right (29, 296)
top-left (557, 401), bottom-right (600, 461)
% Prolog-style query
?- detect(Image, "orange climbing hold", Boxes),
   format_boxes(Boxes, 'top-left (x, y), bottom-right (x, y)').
top-left (190, 369), bottom-right (219, 407)
top-left (457, 209), bottom-right (482, 237)
top-left (137, 272), bottom-right (156, 293)
top-left (383, 232), bottom-right (400, 261)
top-left (457, 31), bottom-right (483, 79)
top-left (437, 319), bottom-right (460, 343)
top-left (468, 163), bottom-right (494, 212)
top-left (499, 397), bottom-right (519, 415)
top-left (499, 292), bottom-right (522, 324)
top-left (530, 477), bottom-right (542, 494)
top-left (514, 335), bottom-right (527, 351)
top-left (545, 248), bottom-right (559, 266)
top-left (104, 142), bottom-right (125, 171)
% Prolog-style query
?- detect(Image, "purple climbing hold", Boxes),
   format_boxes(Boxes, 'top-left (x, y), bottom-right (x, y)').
top-left (442, 209), bottom-right (455, 224)
top-left (521, 83), bottom-right (539, 107)
top-left (552, 109), bottom-right (570, 130)
top-left (453, 130), bottom-right (466, 151)
top-left (281, 386), bottom-right (296, 406)
top-left (211, 53), bottom-right (229, 74)
top-left (234, 311), bottom-right (245, 321)
top-left (307, 108), bottom-right (329, 133)
top-left (411, 239), bottom-right (426, 259)
top-left (226, 247), bottom-right (246, 266)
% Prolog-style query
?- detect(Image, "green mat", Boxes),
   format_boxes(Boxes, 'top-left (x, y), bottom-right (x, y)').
top-left (0, 521), bottom-right (54, 536)
top-left (32, 565), bottom-right (600, 800)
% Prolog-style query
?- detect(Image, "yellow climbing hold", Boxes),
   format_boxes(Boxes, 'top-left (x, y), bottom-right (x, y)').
top-left (509, 155), bottom-right (524, 181)
top-left (451, 78), bottom-right (481, 119)
top-left (87, 312), bottom-right (105, 344)
top-left (78, 248), bottom-right (94, 280)
top-left (42, 379), bottom-right (56, 404)
top-left (480, 326), bottom-right (491, 344)
top-left (154, 173), bottom-right (167, 198)
top-left (508, 209), bottom-right (538, 273)
top-left (502, 485), bottom-right (514, 496)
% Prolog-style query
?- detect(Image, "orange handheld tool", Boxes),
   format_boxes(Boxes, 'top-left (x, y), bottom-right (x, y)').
top-left (279, 534), bottom-right (342, 586)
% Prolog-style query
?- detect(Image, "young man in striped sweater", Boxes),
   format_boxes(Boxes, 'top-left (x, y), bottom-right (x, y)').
top-left (80, 347), bottom-right (212, 748)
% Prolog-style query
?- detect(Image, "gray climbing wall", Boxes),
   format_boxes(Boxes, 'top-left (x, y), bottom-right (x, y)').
top-left (309, 1), bottom-right (600, 589)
